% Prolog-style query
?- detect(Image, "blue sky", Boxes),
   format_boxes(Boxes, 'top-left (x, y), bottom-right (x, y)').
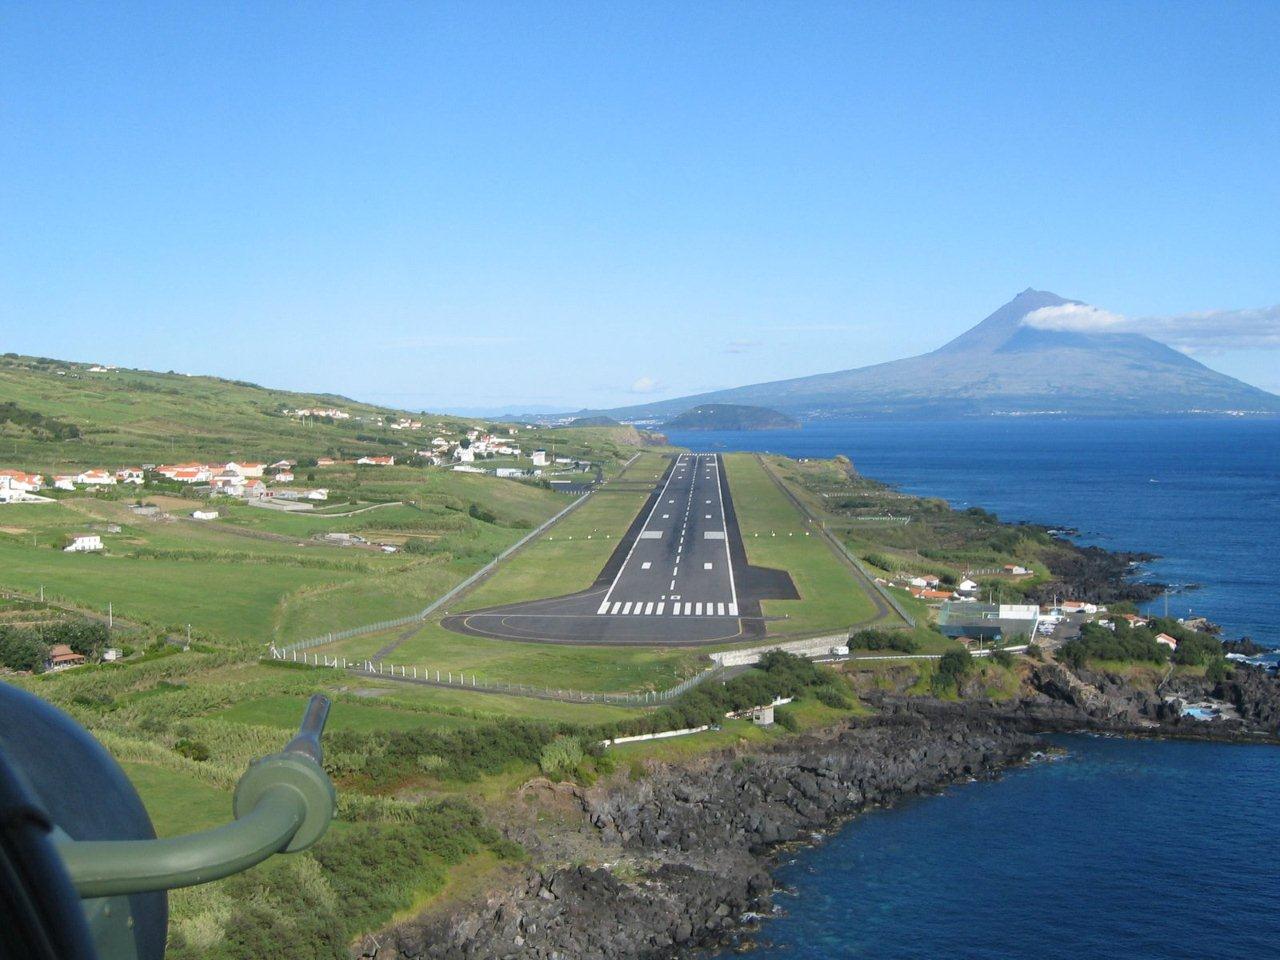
top-left (3, 2), bottom-right (1279, 413)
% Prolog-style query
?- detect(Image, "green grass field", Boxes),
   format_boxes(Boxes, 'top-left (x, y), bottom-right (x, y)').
top-left (456, 487), bottom-right (651, 610)
top-left (724, 453), bottom-right (878, 636)
top-left (119, 761), bottom-right (234, 837)
top-left (320, 620), bottom-right (704, 694)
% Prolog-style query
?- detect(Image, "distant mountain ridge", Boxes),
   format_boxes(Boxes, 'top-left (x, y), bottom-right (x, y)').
top-left (581, 290), bottom-right (1280, 421)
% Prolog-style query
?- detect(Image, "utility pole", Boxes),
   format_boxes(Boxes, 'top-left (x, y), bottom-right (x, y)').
top-left (108, 602), bottom-right (113, 629)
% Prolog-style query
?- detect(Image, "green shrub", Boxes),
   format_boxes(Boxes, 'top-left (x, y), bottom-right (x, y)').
top-left (849, 628), bottom-right (918, 653)
top-left (773, 707), bottom-right (799, 731)
top-left (174, 738), bottom-right (211, 762)
top-left (538, 735), bottom-right (583, 780)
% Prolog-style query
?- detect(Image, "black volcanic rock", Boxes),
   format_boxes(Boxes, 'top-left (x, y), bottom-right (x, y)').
top-left (585, 289), bottom-right (1280, 421)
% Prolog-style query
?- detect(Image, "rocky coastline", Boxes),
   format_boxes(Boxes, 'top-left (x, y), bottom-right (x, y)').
top-left (356, 662), bottom-right (1280, 960)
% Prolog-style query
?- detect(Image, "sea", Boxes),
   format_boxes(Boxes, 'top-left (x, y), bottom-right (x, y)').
top-left (662, 418), bottom-right (1280, 959)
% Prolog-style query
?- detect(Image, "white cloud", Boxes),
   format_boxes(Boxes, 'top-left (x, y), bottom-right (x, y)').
top-left (630, 375), bottom-right (659, 394)
top-left (1023, 303), bottom-right (1127, 332)
top-left (1022, 303), bottom-right (1280, 353)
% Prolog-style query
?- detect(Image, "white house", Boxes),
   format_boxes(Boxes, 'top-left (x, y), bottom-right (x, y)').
top-left (452, 464), bottom-right (484, 474)
top-left (115, 467), bottom-right (145, 485)
top-left (956, 579), bottom-right (980, 595)
top-left (1155, 632), bottom-right (1179, 651)
top-left (274, 471), bottom-right (295, 483)
top-left (356, 456), bottom-right (395, 466)
top-left (102, 647), bottom-right (124, 662)
top-left (192, 510), bottom-right (219, 520)
top-left (0, 470), bottom-right (43, 499)
top-left (270, 460), bottom-right (295, 470)
top-left (531, 449), bottom-right (549, 467)
top-left (454, 447), bottom-right (475, 463)
top-left (306, 488), bottom-right (329, 501)
top-left (64, 533), bottom-right (103, 553)
top-left (53, 475), bottom-right (78, 491)
top-left (76, 469), bottom-right (117, 486)
top-left (224, 462), bottom-right (266, 478)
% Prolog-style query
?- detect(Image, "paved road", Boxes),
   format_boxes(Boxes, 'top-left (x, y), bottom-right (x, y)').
top-left (441, 453), bottom-right (795, 645)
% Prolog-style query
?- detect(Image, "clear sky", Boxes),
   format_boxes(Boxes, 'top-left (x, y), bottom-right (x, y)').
top-left (3, 2), bottom-right (1279, 413)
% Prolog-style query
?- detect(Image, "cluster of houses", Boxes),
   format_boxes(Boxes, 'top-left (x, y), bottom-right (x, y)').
top-left (286, 407), bottom-right (351, 420)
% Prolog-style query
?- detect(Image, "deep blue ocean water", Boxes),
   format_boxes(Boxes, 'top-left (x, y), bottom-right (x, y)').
top-left (666, 418), bottom-right (1280, 645)
top-left (733, 736), bottom-right (1280, 960)
top-left (664, 419), bottom-right (1280, 958)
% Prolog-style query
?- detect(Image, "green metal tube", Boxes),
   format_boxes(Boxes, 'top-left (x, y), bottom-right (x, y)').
top-left (55, 784), bottom-right (306, 898)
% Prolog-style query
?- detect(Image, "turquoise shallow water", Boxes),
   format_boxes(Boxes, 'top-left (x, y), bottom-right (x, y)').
top-left (730, 736), bottom-right (1280, 960)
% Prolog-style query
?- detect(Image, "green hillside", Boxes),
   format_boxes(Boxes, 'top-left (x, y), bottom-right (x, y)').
top-left (0, 352), bottom-right (478, 469)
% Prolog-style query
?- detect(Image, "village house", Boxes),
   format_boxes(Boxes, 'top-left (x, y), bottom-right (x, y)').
top-left (76, 469), bottom-right (117, 486)
top-left (356, 455), bottom-right (395, 466)
top-left (531, 449), bottom-right (549, 467)
top-left (316, 457), bottom-right (337, 466)
top-left (1155, 632), bottom-right (1179, 650)
top-left (224, 462), bottom-right (266, 478)
top-left (0, 470), bottom-right (44, 501)
top-left (53, 475), bottom-right (78, 491)
top-left (1120, 613), bottom-right (1149, 628)
top-left (46, 644), bottom-right (86, 670)
top-left (102, 647), bottom-right (124, 662)
top-left (270, 460), bottom-right (295, 470)
top-left (156, 463), bottom-right (213, 483)
top-left (454, 446), bottom-right (475, 463)
top-left (192, 510), bottom-right (219, 520)
top-left (242, 479), bottom-right (268, 499)
top-left (1058, 600), bottom-right (1100, 616)
top-left (115, 467), bottom-right (145, 485)
top-left (273, 470), bottom-right (295, 483)
top-left (63, 533), bottom-right (104, 553)
top-left (452, 464), bottom-right (485, 474)
top-left (209, 472), bottom-right (245, 495)
top-left (306, 488), bottom-right (329, 501)
top-left (1003, 564), bottom-right (1031, 576)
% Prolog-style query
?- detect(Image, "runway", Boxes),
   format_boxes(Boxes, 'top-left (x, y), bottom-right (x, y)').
top-left (441, 453), bottom-right (798, 646)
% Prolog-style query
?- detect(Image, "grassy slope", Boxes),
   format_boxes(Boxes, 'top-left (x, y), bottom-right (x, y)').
top-left (724, 452), bottom-right (878, 635)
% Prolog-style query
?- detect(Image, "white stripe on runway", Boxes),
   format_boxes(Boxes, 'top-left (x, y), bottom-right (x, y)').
top-left (671, 604), bottom-right (680, 615)
top-left (656, 602), bottom-right (664, 615)
top-left (632, 604), bottom-right (643, 615)
top-left (717, 603), bottom-right (726, 616)
top-left (611, 602), bottom-right (622, 615)
top-left (621, 602), bottom-right (632, 615)
top-left (728, 603), bottom-right (739, 616)
top-left (644, 602), bottom-right (654, 615)
top-left (598, 601), bottom-right (611, 615)
top-left (684, 602), bottom-right (692, 615)
top-left (695, 602), bottom-right (704, 616)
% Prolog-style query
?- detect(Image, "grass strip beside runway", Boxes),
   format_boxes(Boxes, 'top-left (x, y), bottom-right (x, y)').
top-left (724, 452), bottom-right (879, 636)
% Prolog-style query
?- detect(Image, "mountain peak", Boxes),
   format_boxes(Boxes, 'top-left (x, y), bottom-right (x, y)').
top-left (935, 288), bottom-right (1073, 355)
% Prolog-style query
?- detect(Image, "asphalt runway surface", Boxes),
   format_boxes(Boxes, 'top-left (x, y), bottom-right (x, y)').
top-left (441, 453), bottom-right (798, 646)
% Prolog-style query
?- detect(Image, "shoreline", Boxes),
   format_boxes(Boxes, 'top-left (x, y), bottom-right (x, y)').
top-left (352, 442), bottom-right (1279, 960)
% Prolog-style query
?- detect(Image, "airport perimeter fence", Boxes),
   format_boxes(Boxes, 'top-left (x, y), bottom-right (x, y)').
top-left (272, 488), bottom-right (594, 658)
top-left (269, 645), bottom-right (723, 706)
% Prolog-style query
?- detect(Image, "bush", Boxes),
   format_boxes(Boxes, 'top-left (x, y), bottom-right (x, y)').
top-left (174, 738), bottom-right (211, 762)
top-left (849, 628), bottom-right (918, 653)
top-left (773, 707), bottom-right (799, 731)
top-left (538, 735), bottom-right (583, 780)
top-left (1205, 658), bottom-right (1233, 683)
top-left (990, 649), bottom-right (1015, 669)
top-left (937, 649), bottom-right (974, 687)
